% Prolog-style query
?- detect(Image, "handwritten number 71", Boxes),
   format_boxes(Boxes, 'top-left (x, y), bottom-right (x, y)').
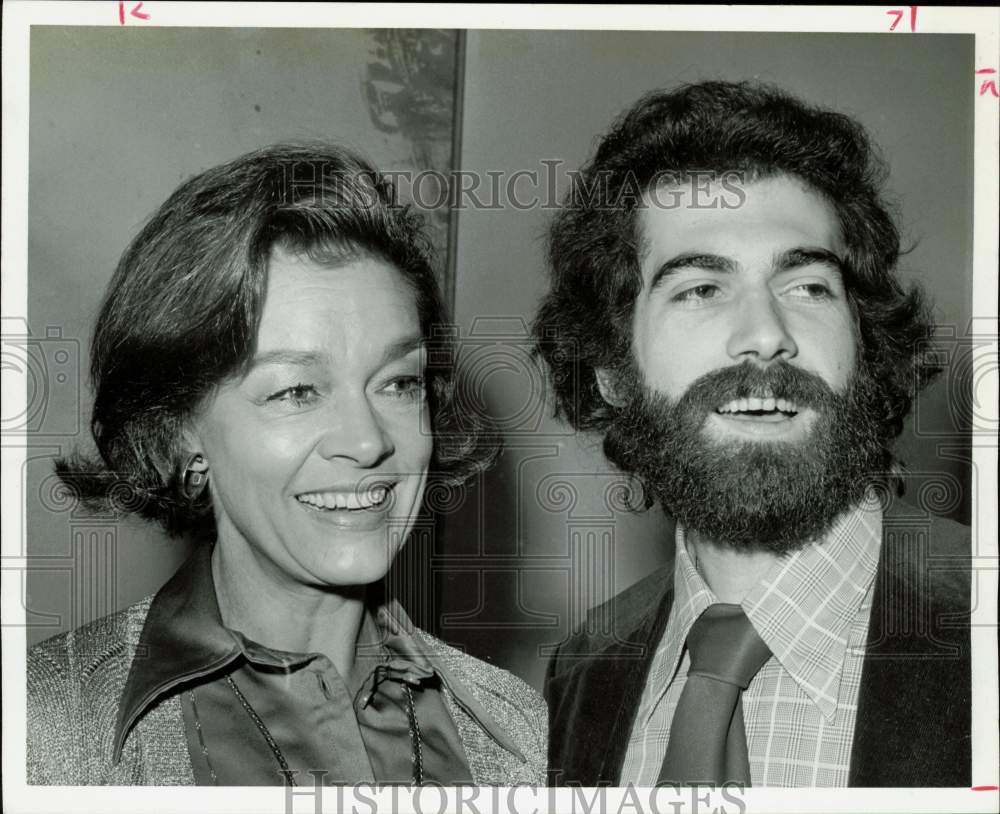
top-left (887, 6), bottom-right (918, 32)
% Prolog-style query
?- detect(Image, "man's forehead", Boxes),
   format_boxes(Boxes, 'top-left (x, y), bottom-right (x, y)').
top-left (636, 173), bottom-right (845, 266)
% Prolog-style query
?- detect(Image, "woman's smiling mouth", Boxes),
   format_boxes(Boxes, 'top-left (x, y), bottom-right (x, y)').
top-left (295, 485), bottom-right (392, 512)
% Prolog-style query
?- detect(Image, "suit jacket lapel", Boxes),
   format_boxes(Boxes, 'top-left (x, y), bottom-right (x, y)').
top-left (547, 577), bottom-right (674, 785)
top-left (849, 499), bottom-right (971, 786)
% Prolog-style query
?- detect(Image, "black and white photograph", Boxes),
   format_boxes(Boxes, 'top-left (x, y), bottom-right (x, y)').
top-left (2, 3), bottom-right (997, 813)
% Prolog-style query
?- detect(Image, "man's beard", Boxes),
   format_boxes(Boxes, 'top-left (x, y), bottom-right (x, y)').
top-left (604, 359), bottom-right (891, 554)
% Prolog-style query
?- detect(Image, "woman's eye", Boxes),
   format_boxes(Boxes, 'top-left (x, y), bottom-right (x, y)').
top-left (383, 376), bottom-right (426, 400)
top-left (673, 284), bottom-right (721, 302)
top-left (266, 384), bottom-right (319, 408)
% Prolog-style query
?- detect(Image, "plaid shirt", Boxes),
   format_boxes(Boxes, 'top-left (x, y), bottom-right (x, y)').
top-left (620, 493), bottom-right (882, 787)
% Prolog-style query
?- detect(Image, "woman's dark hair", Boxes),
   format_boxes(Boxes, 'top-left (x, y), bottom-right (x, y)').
top-left (58, 142), bottom-right (497, 536)
top-left (533, 80), bottom-right (939, 454)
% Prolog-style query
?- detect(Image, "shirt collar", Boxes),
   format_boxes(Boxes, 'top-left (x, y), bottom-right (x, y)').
top-left (113, 544), bottom-right (238, 759)
top-left (638, 493), bottom-right (882, 726)
top-left (370, 599), bottom-right (527, 762)
top-left (113, 544), bottom-right (523, 763)
top-left (636, 523), bottom-right (717, 727)
top-left (741, 492), bottom-right (882, 720)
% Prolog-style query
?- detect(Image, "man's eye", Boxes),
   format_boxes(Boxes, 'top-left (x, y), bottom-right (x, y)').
top-left (790, 282), bottom-right (834, 299)
top-left (383, 376), bottom-right (426, 401)
top-left (673, 284), bottom-right (721, 302)
top-left (267, 384), bottom-right (319, 407)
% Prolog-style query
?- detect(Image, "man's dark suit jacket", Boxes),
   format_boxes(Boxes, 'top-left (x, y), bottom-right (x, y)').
top-left (545, 496), bottom-right (972, 787)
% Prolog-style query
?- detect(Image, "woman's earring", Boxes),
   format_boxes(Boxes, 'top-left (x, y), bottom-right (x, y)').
top-left (182, 454), bottom-right (209, 501)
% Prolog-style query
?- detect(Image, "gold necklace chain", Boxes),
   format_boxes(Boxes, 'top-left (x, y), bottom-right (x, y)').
top-left (224, 674), bottom-right (297, 785)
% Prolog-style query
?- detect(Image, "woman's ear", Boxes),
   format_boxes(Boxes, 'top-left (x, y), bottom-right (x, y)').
top-left (179, 420), bottom-right (206, 459)
top-left (183, 453), bottom-right (209, 474)
top-left (594, 368), bottom-right (627, 408)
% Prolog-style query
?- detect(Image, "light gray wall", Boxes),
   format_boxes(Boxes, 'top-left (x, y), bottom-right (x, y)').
top-left (439, 31), bottom-right (974, 689)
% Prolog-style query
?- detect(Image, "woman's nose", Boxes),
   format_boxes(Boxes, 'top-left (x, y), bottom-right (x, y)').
top-left (316, 394), bottom-right (395, 467)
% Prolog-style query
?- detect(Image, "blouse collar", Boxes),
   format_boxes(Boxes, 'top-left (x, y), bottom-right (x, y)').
top-left (112, 543), bottom-right (523, 763)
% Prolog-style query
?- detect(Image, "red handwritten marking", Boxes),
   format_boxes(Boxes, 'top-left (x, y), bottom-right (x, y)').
top-left (117, 0), bottom-right (150, 24)
top-left (976, 69), bottom-right (999, 98)
top-left (971, 785), bottom-right (999, 791)
top-left (886, 6), bottom-right (918, 32)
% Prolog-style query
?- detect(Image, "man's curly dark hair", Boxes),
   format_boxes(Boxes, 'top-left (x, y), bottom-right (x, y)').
top-left (533, 80), bottom-right (939, 470)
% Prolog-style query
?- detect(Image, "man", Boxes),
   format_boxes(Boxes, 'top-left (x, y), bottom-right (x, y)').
top-left (534, 81), bottom-right (970, 788)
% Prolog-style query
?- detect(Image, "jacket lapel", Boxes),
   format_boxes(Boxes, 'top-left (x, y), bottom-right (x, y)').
top-left (547, 577), bottom-right (674, 785)
top-left (849, 500), bottom-right (971, 786)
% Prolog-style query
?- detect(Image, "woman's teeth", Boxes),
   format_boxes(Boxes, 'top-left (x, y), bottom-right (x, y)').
top-left (296, 487), bottom-right (389, 510)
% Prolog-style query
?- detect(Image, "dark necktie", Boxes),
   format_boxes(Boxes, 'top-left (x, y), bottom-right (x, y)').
top-left (657, 603), bottom-right (772, 787)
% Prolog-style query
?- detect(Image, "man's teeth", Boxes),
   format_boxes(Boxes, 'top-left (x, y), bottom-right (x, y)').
top-left (716, 397), bottom-right (799, 414)
top-left (296, 487), bottom-right (388, 510)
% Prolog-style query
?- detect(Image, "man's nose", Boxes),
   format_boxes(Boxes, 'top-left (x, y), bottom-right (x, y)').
top-left (316, 393), bottom-right (395, 467)
top-left (725, 290), bottom-right (798, 363)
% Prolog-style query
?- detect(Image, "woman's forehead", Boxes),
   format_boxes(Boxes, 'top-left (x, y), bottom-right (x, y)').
top-left (255, 250), bottom-right (422, 360)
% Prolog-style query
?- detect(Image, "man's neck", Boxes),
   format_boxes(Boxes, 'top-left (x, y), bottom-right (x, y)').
top-left (685, 530), bottom-right (784, 603)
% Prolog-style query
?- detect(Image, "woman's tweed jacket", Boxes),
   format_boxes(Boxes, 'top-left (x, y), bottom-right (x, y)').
top-left (27, 597), bottom-right (548, 785)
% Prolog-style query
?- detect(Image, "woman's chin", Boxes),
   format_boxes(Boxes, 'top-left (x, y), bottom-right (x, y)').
top-left (293, 542), bottom-right (401, 590)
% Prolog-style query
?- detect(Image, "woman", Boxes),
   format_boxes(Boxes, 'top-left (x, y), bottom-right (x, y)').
top-left (27, 143), bottom-right (547, 786)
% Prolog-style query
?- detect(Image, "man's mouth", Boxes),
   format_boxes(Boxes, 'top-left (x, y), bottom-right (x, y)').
top-left (715, 396), bottom-right (801, 423)
top-left (295, 486), bottom-right (391, 512)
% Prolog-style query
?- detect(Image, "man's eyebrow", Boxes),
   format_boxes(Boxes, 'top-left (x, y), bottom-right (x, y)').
top-left (648, 253), bottom-right (736, 291)
top-left (648, 247), bottom-right (848, 292)
top-left (773, 247), bottom-right (847, 275)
